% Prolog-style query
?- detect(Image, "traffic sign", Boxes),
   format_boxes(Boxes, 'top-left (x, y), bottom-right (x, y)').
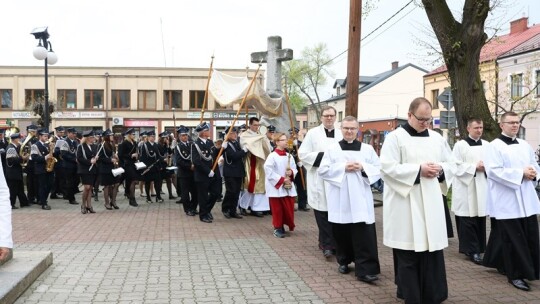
top-left (437, 87), bottom-right (453, 110)
top-left (440, 110), bottom-right (456, 129)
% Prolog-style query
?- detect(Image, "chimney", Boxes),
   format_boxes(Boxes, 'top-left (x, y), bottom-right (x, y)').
top-left (391, 61), bottom-right (399, 70)
top-left (510, 17), bottom-right (528, 35)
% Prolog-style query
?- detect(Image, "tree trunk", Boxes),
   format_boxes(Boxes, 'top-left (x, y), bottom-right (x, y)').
top-left (422, 0), bottom-right (500, 140)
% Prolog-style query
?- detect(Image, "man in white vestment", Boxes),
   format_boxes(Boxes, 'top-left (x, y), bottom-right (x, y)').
top-left (299, 106), bottom-right (343, 258)
top-left (380, 97), bottom-right (455, 303)
top-left (239, 117), bottom-right (272, 217)
top-left (0, 160), bottom-right (13, 266)
top-left (452, 118), bottom-right (488, 265)
top-left (318, 116), bottom-right (381, 283)
top-left (483, 111), bottom-right (540, 292)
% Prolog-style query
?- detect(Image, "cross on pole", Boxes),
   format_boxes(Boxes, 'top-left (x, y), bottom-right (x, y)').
top-left (251, 36), bottom-right (293, 97)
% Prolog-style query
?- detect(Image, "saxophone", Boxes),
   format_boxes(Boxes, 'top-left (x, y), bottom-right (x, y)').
top-left (46, 141), bottom-right (57, 172)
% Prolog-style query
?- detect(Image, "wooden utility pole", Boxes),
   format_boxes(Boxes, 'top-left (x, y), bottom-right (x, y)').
top-left (345, 0), bottom-right (362, 117)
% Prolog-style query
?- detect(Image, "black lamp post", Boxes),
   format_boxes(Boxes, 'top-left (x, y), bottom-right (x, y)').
top-left (31, 26), bottom-right (58, 129)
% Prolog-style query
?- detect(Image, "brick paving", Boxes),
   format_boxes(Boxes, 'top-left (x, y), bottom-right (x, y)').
top-left (9, 190), bottom-right (540, 303)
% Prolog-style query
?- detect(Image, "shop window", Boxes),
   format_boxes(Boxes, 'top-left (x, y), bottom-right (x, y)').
top-left (138, 90), bottom-right (156, 110)
top-left (84, 90), bottom-right (104, 109)
top-left (189, 90), bottom-right (205, 109)
top-left (164, 90), bottom-right (182, 110)
top-left (57, 89), bottom-right (77, 110)
top-left (1, 89), bottom-right (12, 109)
top-left (111, 90), bottom-right (130, 109)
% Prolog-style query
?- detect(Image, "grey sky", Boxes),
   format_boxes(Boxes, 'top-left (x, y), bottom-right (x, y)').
top-left (2, 0), bottom-right (539, 99)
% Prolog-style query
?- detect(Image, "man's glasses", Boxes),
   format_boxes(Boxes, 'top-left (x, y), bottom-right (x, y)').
top-left (341, 127), bottom-right (357, 132)
top-left (322, 114), bottom-right (336, 118)
top-left (411, 112), bottom-right (433, 123)
top-left (501, 121), bottom-right (521, 125)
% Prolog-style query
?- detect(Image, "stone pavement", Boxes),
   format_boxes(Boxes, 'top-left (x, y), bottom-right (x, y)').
top-left (9, 190), bottom-right (540, 304)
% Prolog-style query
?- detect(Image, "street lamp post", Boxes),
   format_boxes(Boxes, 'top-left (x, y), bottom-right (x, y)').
top-left (31, 27), bottom-right (58, 129)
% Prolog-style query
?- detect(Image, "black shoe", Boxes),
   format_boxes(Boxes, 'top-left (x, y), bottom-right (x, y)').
top-left (299, 206), bottom-right (311, 211)
top-left (11, 205), bottom-right (19, 210)
top-left (50, 195), bottom-right (59, 199)
top-left (208, 213), bottom-right (214, 220)
top-left (69, 200), bottom-right (79, 205)
top-left (200, 216), bottom-right (212, 223)
top-left (81, 205), bottom-right (87, 214)
top-left (20, 204), bottom-right (30, 208)
top-left (338, 265), bottom-right (350, 274)
top-left (273, 228), bottom-right (285, 238)
top-left (509, 279), bottom-right (530, 291)
top-left (186, 210), bottom-right (196, 216)
top-left (193, 209), bottom-right (199, 215)
top-left (175, 200), bottom-right (182, 204)
top-left (156, 198), bottom-right (164, 203)
top-left (129, 199), bottom-right (139, 207)
top-left (240, 209), bottom-right (248, 216)
top-left (223, 211), bottom-right (232, 219)
top-left (146, 199), bottom-right (153, 204)
top-left (469, 253), bottom-right (483, 265)
top-left (230, 213), bottom-right (243, 219)
top-left (252, 211), bottom-right (264, 217)
top-left (323, 249), bottom-right (333, 258)
top-left (358, 274), bottom-right (379, 283)
top-left (42, 204), bottom-right (51, 210)
top-left (151, 194), bottom-right (156, 197)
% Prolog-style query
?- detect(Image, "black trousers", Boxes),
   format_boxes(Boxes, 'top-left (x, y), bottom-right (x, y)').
top-left (314, 209), bottom-right (335, 250)
top-left (442, 195), bottom-right (454, 238)
top-left (62, 168), bottom-right (78, 202)
top-left (393, 249), bottom-right (448, 304)
top-left (196, 176), bottom-right (222, 218)
top-left (178, 176), bottom-right (197, 213)
top-left (36, 173), bottom-right (52, 205)
top-left (487, 216), bottom-right (540, 281)
top-left (7, 178), bottom-right (29, 207)
top-left (332, 222), bottom-right (380, 277)
top-left (26, 169), bottom-right (36, 202)
top-left (51, 166), bottom-right (63, 196)
top-left (144, 172), bottom-right (162, 200)
top-left (222, 176), bottom-right (242, 213)
top-left (455, 215), bottom-right (486, 255)
top-left (294, 167), bottom-right (307, 209)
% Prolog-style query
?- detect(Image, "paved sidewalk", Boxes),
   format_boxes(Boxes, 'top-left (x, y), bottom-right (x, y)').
top-left (10, 190), bottom-right (540, 303)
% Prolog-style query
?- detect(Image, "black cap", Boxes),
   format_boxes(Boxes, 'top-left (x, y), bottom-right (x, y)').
top-left (67, 127), bottom-right (77, 133)
top-left (27, 124), bottom-right (38, 131)
top-left (159, 131), bottom-right (169, 138)
top-left (102, 129), bottom-right (113, 137)
top-left (54, 126), bottom-right (65, 132)
top-left (267, 125), bottom-right (276, 132)
top-left (10, 133), bottom-right (21, 139)
top-left (0, 129), bottom-right (5, 134)
top-left (239, 124), bottom-right (247, 130)
top-left (288, 127), bottom-right (299, 134)
top-left (147, 130), bottom-right (156, 137)
top-left (38, 128), bottom-right (49, 136)
top-left (82, 130), bottom-right (94, 137)
top-left (195, 122), bottom-right (210, 132)
top-left (224, 126), bottom-right (237, 134)
top-left (94, 130), bottom-right (103, 136)
top-left (124, 128), bottom-right (135, 136)
top-left (177, 125), bottom-right (190, 134)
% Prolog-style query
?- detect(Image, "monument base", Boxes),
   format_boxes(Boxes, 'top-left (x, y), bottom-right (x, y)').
top-left (0, 251), bottom-right (53, 304)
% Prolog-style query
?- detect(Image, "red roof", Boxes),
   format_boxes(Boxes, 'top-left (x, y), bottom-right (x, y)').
top-left (425, 21), bottom-right (540, 76)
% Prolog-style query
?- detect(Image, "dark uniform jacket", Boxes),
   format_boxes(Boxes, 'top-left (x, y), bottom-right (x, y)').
top-left (5, 143), bottom-right (24, 180)
top-left (61, 138), bottom-right (79, 170)
top-left (191, 138), bottom-right (221, 182)
top-left (118, 140), bottom-right (138, 168)
top-left (223, 140), bottom-right (246, 178)
top-left (98, 143), bottom-right (116, 172)
top-left (140, 141), bottom-right (160, 175)
top-left (0, 138), bottom-right (7, 173)
top-left (76, 143), bottom-right (97, 175)
top-left (175, 141), bottom-right (194, 178)
top-left (31, 141), bottom-right (51, 175)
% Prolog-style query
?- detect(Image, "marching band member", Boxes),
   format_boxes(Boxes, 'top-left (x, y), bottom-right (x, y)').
top-left (25, 124), bottom-right (39, 204)
top-left (98, 129), bottom-right (120, 210)
top-left (158, 131), bottom-right (176, 200)
top-left (0, 129), bottom-right (7, 176)
top-left (50, 126), bottom-right (65, 200)
top-left (221, 126), bottom-right (247, 219)
top-left (5, 133), bottom-right (30, 209)
top-left (61, 128), bottom-right (79, 205)
top-left (118, 128), bottom-right (140, 207)
top-left (266, 125), bottom-right (276, 152)
top-left (175, 126), bottom-right (198, 216)
top-left (31, 129), bottom-right (53, 210)
top-left (140, 130), bottom-right (163, 203)
top-left (76, 130), bottom-right (98, 214)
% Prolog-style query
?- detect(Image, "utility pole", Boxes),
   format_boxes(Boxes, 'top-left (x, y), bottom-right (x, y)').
top-left (345, 0), bottom-right (362, 117)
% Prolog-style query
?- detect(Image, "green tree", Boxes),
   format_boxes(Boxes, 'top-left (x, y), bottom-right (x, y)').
top-left (421, 0), bottom-right (500, 140)
top-left (284, 43), bottom-right (334, 123)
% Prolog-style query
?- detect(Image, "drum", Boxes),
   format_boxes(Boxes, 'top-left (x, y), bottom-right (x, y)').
top-left (112, 167), bottom-right (125, 177)
top-left (135, 161), bottom-right (146, 170)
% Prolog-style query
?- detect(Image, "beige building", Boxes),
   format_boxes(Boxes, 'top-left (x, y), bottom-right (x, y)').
top-left (0, 66), bottom-right (266, 139)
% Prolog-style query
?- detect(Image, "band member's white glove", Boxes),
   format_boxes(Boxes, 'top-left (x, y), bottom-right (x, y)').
top-left (297, 161), bottom-right (303, 168)
top-left (208, 170), bottom-right (215, 177)
top-left (218, 156), bottom-right (224, 165)
top-left (221, 141), bottom-right (228, 149)
top-left (242, 146), bottom-right (248, 153)
top-left (293, 139), bottom-right (298, 146)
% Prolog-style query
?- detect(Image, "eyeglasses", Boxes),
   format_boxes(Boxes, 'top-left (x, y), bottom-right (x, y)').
top-left (501, 121), bottom-right (521, 125)
top-left (411, 112), bottom-right (433, 123)
top-left (251, 124), bottom-right (260, 127)
top-left (341, 127), bottom-right (357, 132)
top-left (277, 139), bottom-right (287, 141)
top-left (322, 115), bottom-right (336, 118)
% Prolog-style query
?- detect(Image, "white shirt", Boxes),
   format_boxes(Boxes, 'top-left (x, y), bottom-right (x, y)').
top-left (264, 150), bottom-right (298, 198)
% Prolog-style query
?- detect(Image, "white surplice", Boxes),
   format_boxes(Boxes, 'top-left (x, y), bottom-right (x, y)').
top-left (264, 151), bottom-right (298, 198)
top-left (484, 138), bottom-right (540, 219)
top-left (318, 142), bottom-right (381, 224)
top-left (451, 139), bottom-right (488, 217)
top-left (380, 128), bottom-right (456, 252)
top-left (298, 124), bottom-right (343, 211)
top-left (0, 161), bottom-right (12, 249)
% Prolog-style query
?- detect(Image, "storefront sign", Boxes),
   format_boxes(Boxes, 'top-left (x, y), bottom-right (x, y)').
top-left (80, 111), bottom-right (106, 118)
top-left (124, 120), bottom-right (157, 127)
top-left (212, 112), bottom-right (257, 119)
top-left (11, 112), bottom-right (33, 119)
top-left (187, 112), bottom-right (212, 119)
top-left (53, 112), bottom-right (81, 119)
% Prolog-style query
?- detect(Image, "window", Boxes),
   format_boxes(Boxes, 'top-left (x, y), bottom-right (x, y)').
top-left (84, 90), bottom-right (104, 109)
top-left (1, 89), bottom-right (12, 109)
top-left (511, 73), bottom-right (523, 99)
top-left (189, 90), bottom-right (205, 109)
top-left (138, 90), bottom-right (156, 110)
top-left (532, 70), bottom-right (540, 96)
top-left (431, 89), bottom-right (439, 109)
top-left (481, 81), bottom-right (486, 93)
top-left (57, 89), bottom-right (77, 110)
top-left (163, 90), bottom-right (182, 110)
top-left (111, 90), bottom-right (130, 109)
top-left (25, 89), bottom-right (45, 108)
top-left (302, 121), bottom-right (307, 129)
top-left (338, 111), bottom-right (343, 122)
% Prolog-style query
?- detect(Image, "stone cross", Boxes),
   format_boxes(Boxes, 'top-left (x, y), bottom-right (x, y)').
top-left (250, 36), bottom-right (296, 133)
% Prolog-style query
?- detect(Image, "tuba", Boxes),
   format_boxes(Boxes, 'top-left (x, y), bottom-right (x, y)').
top-left (45, 141), bottom-right (57, 172)
top-left (20, 132), bottom-right (34, 168)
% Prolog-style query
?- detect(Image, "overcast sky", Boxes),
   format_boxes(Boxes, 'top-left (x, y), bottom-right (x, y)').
top-left (2, 0), bottom-right (539, 99)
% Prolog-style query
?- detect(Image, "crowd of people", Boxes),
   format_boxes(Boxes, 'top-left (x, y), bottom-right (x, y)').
top-left (1, 97), bottom-right (539, 303)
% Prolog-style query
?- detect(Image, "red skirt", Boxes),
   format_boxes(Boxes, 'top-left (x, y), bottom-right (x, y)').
top-left (269, 196), bottom-right (295, 231)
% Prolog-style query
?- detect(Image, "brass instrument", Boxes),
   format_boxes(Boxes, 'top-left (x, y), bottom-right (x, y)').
top-left (20, 132), bottom-right (34, 168)
top-left (5, 127), bottom-right (19, 143)
top-left (45, 141), bottom-right (57, 172)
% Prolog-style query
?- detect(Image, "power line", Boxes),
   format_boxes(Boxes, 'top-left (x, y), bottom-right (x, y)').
top-left (323, 0), bottom-right (415, 66)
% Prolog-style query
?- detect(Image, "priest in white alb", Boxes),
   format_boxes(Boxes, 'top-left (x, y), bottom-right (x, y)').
top-left (318, 116), bottom-right (381, 283)
top-left (483, 112), bottom-right (540, 292)
top-left (451, 118), bottom-right (488, 265)
top-left (298, 106), bottom-right (343, 258)
top-left (380, 97), bottom-right (455, 303)
top-left (0, 160), bottom-right (13, 266)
